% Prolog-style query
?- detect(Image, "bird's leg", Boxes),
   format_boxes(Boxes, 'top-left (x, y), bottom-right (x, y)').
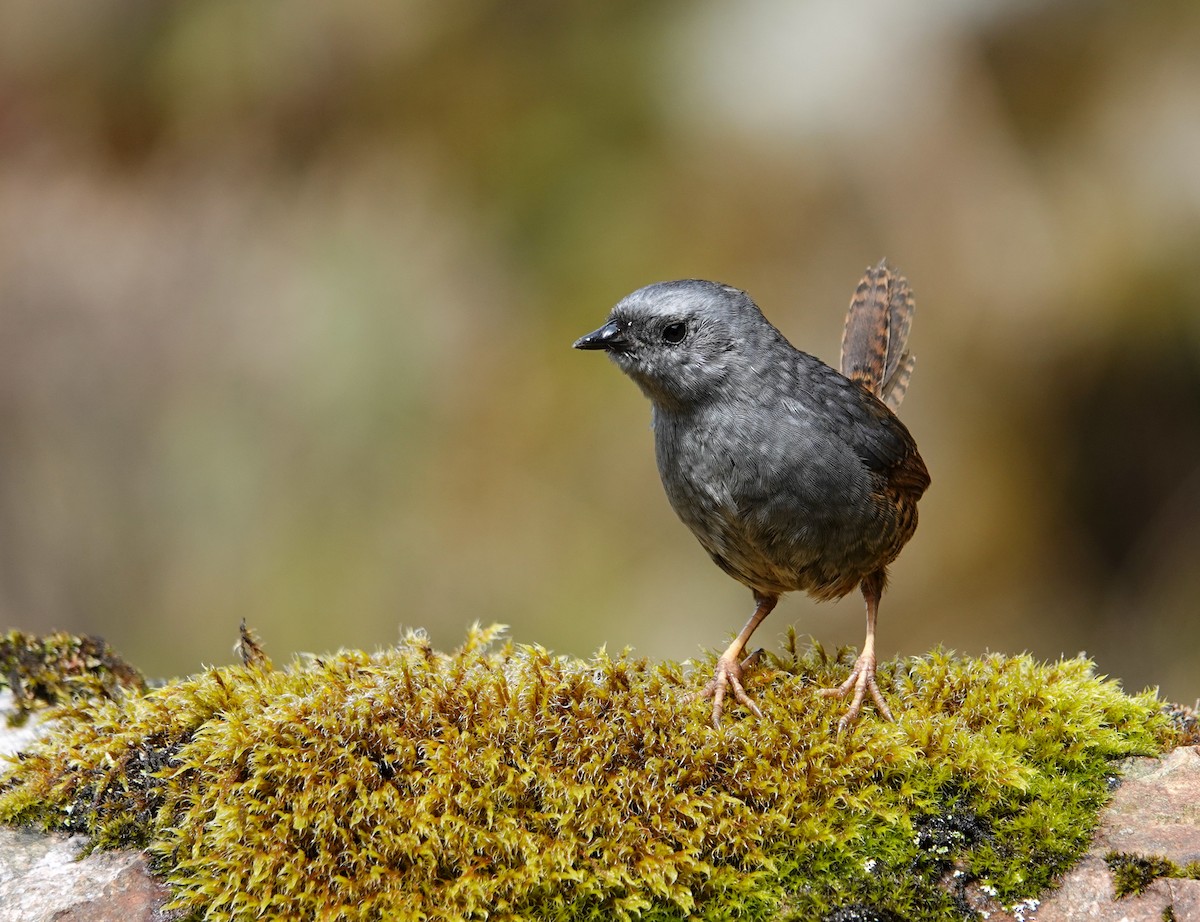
top-left (694, 594), bottom-right (777, 727)
top-left (818, 570), bottom-right (894, 732)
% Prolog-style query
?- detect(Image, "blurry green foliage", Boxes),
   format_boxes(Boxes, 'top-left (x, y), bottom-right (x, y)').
top-left (1, 0), bottom-right (1199, 704)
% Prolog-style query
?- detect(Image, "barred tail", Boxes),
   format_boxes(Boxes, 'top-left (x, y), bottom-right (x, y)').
top-left (839, 259), bottom-right (917, 412)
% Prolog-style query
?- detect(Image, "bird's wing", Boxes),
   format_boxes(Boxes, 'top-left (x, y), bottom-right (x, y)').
top-left (797, 356), bottom-right (930, 496)
top-left (843, 390), bottom-right (930, 495)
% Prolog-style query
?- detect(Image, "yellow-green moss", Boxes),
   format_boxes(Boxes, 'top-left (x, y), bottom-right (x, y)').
top-left (0, 630), bottom-right (146, 726)
top-left (0, 626), bottom-right (1175, 921)
top-left (1105, 851), bottom-right (1200, 899)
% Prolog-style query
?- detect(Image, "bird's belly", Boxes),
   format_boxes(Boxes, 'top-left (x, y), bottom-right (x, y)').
top-left (661, 472), bottom-right (875, 601)
top-left (654, 414), bottom-right (900, 600)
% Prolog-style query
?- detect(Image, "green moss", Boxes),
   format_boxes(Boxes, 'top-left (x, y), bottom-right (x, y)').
top-left (1105, 851), bottom-right (1200, 899)
top-left (0, 630), bottom-right (146, 726)
top-left (0, 626), bottom-right (1175, 921)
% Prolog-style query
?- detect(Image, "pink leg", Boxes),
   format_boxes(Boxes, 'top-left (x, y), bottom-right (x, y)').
top-left (695, 594), bottom-right (777, 728)
top-left (817, 571), bottom-right (894, 732)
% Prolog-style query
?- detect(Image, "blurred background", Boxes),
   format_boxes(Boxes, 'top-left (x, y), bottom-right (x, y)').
top-left (1, 0), bottom-right (1198, 703)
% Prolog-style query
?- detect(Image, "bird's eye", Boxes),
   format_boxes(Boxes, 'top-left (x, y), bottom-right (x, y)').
top-left (662, 321), bottom-right (688, 344)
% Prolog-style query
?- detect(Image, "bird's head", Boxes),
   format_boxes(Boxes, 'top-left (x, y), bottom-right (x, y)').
top-left (573, 280), bottom-right (779, 411)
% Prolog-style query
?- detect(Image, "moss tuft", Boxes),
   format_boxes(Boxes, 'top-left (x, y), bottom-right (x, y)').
top-left (0, 630), bottom-right (146, 726)
top-left (0, 625), bottom-right (1176, 921)
top-left (1105, 851), bottom-right (1200, 899)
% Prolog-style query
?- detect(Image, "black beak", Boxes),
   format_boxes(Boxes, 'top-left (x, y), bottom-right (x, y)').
top-left (573, 320), bottom-right (627, 352)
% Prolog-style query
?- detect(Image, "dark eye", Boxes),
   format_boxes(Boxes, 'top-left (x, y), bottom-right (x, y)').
top-left (662, 321), bottom-right (687, 344)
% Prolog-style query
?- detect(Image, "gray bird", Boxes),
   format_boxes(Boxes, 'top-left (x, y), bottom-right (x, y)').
top-left (574, 261), bottom-right (930, 730)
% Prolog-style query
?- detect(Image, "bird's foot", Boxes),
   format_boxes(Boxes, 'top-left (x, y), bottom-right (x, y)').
top-left (816, 650), bottom-right (894, 733)
top-left (691, 649), bottom-right (764, 728)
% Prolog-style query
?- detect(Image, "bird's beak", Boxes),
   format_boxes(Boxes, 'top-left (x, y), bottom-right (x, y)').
top-left (573, 320), bottom-right (627, 352)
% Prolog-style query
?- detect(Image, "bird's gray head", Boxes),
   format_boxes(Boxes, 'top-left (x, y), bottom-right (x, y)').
top-left (573, 279), bottom-right (784, 410)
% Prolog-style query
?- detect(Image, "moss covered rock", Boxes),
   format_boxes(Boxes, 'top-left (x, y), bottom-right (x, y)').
top-left (0, 630), bottom-right (146, 726)
top-left (0, 626), bottom-right (1175, 921)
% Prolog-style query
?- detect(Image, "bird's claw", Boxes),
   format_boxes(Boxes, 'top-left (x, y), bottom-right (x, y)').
top-left (817, 651), bottom-right (893, 733)
top-left (692, 652), bottom-right (764, 727)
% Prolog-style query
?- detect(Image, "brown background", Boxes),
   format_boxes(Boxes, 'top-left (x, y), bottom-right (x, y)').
top-left (2, 1), bottom-right (1198, 703)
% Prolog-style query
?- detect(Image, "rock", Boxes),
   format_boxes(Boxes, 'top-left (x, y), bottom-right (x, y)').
top-left (0, 691), bottom-right (171, 921)
top-left (1102, 746), bottom-right (1200, 861)
top-left (0, 692), bottom-right (47, 761)
top-left (981, 747), bottom-right (1200, 922)
top-left (0, 828), bottom-right (170, 922)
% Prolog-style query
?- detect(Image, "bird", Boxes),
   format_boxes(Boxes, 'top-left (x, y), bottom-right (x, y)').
top-left (573, 260), bottom-right (930, 731)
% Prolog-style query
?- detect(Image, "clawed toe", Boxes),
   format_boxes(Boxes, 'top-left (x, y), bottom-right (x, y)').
top-left (817, 653), bottom-right (894, 732)
top-left (690, 599), bottom-right (776, 728)
top-left (692, 653), bottom-right (764, 727)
